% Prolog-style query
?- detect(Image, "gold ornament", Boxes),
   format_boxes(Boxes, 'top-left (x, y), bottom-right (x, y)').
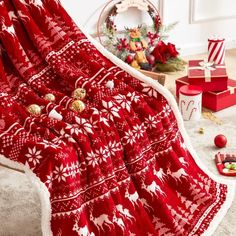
top-left (27, 104), bottom-right (42, 116)
top-left (199, 127), bottom-right (205, 134)
top-left (44, 93), bottom-right (55, 102)
top-left (70, 100), bottom-right (86, 113)
top-left (72, 88), bottom-right (86, 100)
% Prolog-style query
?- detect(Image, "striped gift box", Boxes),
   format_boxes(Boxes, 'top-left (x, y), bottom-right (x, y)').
top-left (208, 38), bottom-right (225, 65)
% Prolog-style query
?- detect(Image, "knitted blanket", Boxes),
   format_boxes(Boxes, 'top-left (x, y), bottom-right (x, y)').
top-left (0, 0), bottom-right (234, 235)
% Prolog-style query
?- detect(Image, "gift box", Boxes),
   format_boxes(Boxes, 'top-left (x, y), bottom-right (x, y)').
top-left (188, 60), bottom-right (228, 92)
top-left (176, 76), bottom-right (236, 112)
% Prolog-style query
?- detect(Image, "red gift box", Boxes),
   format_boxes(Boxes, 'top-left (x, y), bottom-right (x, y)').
top-left (176, 76), bottom-right (236, 112)
top-left (188, 60), bottom-right (228, 92)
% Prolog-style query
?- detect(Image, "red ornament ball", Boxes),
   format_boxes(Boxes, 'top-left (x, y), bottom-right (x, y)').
top-left (146, 54), bottom-right (155, 66)
top-left (125, 55), bottom-right (134, 64)
top-left (214, 134), bottom-right (227, 148)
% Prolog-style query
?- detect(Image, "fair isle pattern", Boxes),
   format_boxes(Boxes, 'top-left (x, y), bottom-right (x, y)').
top-left (0, 0), bottom-right (234, 236)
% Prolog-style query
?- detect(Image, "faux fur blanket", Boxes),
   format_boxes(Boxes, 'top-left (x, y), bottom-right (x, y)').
top-left (0, 0), bottom-right (234, 235)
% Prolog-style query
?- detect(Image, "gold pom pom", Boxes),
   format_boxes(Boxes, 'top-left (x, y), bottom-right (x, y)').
top-left (44, 93), bottom-right (55, 102)
top-left (70, 100), bottom-right (86, 113)
top-left (27, 104), bottom-right (42, 116)
top-left (199, 127), bottom-right (205, 134)
top-left (72, 88), bottom-right (86, 100)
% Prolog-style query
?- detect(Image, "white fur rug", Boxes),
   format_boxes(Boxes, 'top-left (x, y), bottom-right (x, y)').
top-left (0, 106), bottom-right (236, 236)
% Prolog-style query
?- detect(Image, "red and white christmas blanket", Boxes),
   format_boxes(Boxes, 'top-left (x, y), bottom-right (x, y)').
top-left (0, 0), bottom-right (234, 235)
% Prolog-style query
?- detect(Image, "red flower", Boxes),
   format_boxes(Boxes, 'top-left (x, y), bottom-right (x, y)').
top-left (157, 41), bottom-right (168, 55)
top-left (167, 43), bottom-right (179, 58)
top-left (151, 45), bottom-right (167, 64)
top-left (151, 41), bottom-right (179, 64)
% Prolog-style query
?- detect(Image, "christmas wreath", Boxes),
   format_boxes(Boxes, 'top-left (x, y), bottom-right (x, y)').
top-left (97, 0), bottom-right (186, 72)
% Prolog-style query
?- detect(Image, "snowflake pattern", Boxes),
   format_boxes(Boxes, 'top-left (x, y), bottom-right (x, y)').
top-left (75, 117), bottom-right (94, 134)
top-left (95, 147), bottom-right (110, 164)
top-left (123, 129), bottom-right (135, 145)
top-left (127, 92), bottom-right (140, 103)
top-left (53, 164), bottom-right (67, 183)
top-left (133, 124), bottom-right (145, 139)
top-left (161, 104), bottom-right (171, 118)
top-left (86, 151), bottom-right (98, 167)
top-left (25, 146), bottom-right (43, 167)
top-left (144, 115), bottom-right (159, 129)
top-left (45, 173), bottom-right (53, 189)
top-left (114, 94), bottom-right (131, 112)
top-left (102, 100), bottom-right (120, 122)
top-left (141, 83), bottom-right (158, 98)
top-left (106, 141), bottom-right (122, 156)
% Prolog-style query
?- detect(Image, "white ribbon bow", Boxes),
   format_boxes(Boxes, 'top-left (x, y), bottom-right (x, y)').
top-left (198, 61), bottom-right (216, 71)
top-left (189, 61), bottom-right (216, 82)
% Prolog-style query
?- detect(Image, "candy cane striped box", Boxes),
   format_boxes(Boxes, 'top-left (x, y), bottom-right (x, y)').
top-left (176, 76), bottom-right (236, 112)
top-left (188, 60), bottom-right (228, 92)
top-left (208, 38), bottom-right (225, 65)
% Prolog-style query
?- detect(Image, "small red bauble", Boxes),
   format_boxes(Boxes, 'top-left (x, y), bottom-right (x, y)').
top-left (214, 134), bottom-right (227, 148)
top-left (125, 55), bottom-right (134, 64)
top-left (146, 54), bottom-right (155, 66)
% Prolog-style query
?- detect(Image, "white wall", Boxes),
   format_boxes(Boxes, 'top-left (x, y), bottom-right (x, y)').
top-left (61, 0), bottom-right (236, 56)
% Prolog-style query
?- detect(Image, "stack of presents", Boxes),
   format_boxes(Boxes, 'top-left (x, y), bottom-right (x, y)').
top-left (176, 38), bottom-right (236, 112)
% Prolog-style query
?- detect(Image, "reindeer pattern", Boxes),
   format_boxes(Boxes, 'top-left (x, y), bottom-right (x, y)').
top-left (73, 221), bottom-right (95, 236)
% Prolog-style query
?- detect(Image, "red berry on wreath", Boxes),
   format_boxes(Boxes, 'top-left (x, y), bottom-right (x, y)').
top-left (125, 54), bottom-right (134, 64)
top-left (214, 134), bottom-right (227, 148)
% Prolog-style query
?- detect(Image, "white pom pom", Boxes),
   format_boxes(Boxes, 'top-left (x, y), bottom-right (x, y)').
top-left (106, 80), bottom-right (114, 89)
top-left (48, 109), bottom-right (63, 121)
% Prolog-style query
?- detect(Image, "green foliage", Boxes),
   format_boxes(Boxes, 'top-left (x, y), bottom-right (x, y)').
top-left (155, 57), bottom-right (186, 72)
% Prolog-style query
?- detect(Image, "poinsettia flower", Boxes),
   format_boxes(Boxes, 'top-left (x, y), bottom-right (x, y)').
top-left (167, 42), bottom-right (179, 58)
top-left (151, 41), bottom-right (167, 64)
